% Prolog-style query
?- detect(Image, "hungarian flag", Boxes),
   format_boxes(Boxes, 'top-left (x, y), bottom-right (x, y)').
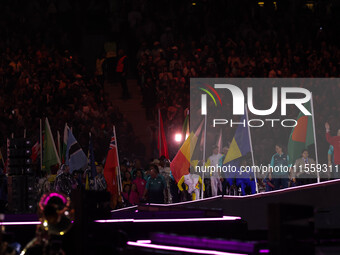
top-left (288, 101), bottom-right (314, 165)
top-left (31, 141), bottom-right (40, 163)
top-left (104, 128), bottom-right (121, 207)
top-left (42, 118), bottom-right (61, 173)
top-left (158, 109), bottom-right (169, 159)
top-left (170, 121), bottom-right (203, 182)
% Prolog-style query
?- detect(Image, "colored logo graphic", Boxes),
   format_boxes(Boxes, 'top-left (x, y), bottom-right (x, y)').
top-left (199, 84), bottom-right (222, 115)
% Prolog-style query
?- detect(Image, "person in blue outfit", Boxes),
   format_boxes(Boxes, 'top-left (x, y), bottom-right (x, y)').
top-left (269, 144), bottom-right (291, 190)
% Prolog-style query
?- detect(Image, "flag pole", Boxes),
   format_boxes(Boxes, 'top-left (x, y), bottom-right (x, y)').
top-left (310, 93), bottom-right (320, 183)
top-left (113, 125), bottom-right (123, 194)
top-left (201, 114), bottom-right (207, 199)
top-left (217, 128), bottom-right (222, 154)
top-left (245, 104), bottom-right (258, 193)
top-left (158, 108), bottom-right (161, 158)
top-left (40, 119), bottom-right (43, 171)
top-left (57, 130), bottom-right (61, 159)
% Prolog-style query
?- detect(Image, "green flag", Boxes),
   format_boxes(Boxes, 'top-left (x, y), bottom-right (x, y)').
top-left (287, 101), bottom-right (314, 165)
top-left (43, 118), bottom-right (61, 173)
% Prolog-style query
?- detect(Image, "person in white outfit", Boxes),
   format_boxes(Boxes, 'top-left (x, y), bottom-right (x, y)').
top-left (208, 145), bottom-right (223, 196)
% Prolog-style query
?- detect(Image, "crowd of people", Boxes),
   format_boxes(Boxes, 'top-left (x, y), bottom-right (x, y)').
top-left (0, 0), bottom-right (339, 210)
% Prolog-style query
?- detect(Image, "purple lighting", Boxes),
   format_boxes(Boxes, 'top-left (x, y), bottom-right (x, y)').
top-left (127, 241), bottom-right (246, 255)
top-left (259, 249), bottom-right (270, 253)
top-left (95, 215), bottom-right (240, 223)
top-left (0, 221), bottom-right (41, 226)
top-left (134, 215), bottom-right (240, 223)
top-left (136, 240), bottom-right (152, 244)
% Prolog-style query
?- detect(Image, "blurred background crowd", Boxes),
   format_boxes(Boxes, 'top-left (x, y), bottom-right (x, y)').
top-left (0, 0), bottom-right (339, 208)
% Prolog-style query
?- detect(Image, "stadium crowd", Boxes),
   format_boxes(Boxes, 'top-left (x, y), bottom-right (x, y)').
top-left (0, 0), bottom-right (339, 209)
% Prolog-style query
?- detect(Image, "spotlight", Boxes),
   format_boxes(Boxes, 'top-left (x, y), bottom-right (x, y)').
top-left (174, 133), bottom-right (183, 143)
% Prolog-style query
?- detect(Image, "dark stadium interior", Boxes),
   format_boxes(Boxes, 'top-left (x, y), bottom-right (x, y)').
top-left (0, 0), bottom-right (340, 254)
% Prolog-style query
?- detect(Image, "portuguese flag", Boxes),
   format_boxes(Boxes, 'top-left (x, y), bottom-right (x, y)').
top-left (287, 101), bottom-right (315, 165)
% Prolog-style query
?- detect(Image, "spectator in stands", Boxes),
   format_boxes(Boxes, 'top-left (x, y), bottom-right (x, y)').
top-left (116, 49), bottom-right (129, 99)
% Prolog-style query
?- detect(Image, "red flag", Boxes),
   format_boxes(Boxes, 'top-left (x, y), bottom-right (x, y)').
top-left (158, 109), bottom-right (169, 159)
top-left (104, 132), bottom-right (119, 206)
top-left (31, 141), bottom-right (40, 163)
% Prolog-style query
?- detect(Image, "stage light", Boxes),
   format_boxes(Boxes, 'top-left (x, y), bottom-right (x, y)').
top-left (174, 133), bottom-right (183, 143)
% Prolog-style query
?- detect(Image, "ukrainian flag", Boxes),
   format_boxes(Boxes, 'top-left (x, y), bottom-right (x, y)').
top-left (223, 113), bottom-right (251, 164)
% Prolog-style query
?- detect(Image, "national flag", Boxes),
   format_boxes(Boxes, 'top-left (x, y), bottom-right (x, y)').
top-left (42, 118), bottom-right (61, 173)
top-left (61, 123), bottom-right (69, 163)
top-left (88, 132), bottom-right (97, 178)
top-left (65, 129), bottom-right (88, 172)
top-left (104, 130), bottom-right (121, 207)
top-left (170, 121), bottom-right (204, 182)
top-left (288, 101), bottom-right (314, 165)
top-left (31, 141), bottom-right (40, 163)
top-left (223, 112), bottom-right (251, 164)
top-left (158, 109), bottom-right (169, 159)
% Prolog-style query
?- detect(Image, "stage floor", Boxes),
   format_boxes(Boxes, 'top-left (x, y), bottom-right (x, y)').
top-left (111, 179), bottom-right (340, 230)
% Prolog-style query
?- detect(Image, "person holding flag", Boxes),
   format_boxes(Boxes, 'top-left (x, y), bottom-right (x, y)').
top-left (221, 107), bottom-right (258, 195)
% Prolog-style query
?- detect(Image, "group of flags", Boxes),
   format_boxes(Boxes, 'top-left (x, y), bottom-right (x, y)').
top-left (0, 98), bottom-right (318, 198)
top-left (40, 119), bottom-right (88, 174)
top-left (18, 118), bottom-right (122, 201)
top-left (170, 100), bottom-right (317, 188)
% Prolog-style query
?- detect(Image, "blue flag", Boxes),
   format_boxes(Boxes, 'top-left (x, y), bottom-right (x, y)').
top-left (66, 129), bottom-right (88, 172)
top-left (223, 112), bottom-right (251, 164)
top-left (88, 133), bottom-right (97, 177)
